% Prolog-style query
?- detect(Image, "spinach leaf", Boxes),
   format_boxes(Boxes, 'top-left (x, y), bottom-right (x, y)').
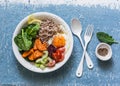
top-left (97, 32), bottom-right (118, 45)
top-left (25, 23), bottom-right (40, 38)
top-left (14, 23), bottom-right (40, 51)
top-left (14, 29), bottom-right (32, 51)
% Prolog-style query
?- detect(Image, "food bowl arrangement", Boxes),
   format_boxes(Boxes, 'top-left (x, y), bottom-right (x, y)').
top-left (12, 12), bottom-right (73, 73)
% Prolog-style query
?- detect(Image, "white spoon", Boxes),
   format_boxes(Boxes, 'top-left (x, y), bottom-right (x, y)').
top-left (71, 18), bottom-right (94, 73)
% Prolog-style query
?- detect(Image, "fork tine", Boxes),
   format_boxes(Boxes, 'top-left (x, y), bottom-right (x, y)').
top-left (90, 25), bottom-right (94, 35)
top-left (88, 25), bottom-right (91, 35)
top-left (89, 25), bottom-right (93, 35)
top-left (85, 24), bottom-right (90, 36)
top-left (85, 24), bottom-right (94, 36)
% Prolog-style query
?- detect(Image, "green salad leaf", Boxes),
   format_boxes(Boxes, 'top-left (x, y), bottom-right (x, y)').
top-left (14, 29), bottom-right (32, 51)
top-left (25, 23), bottom-right (40, 38)
top-left (14, 23), bottom-right (40, 51)
top-left (97, 32), bottom-right (118, 45)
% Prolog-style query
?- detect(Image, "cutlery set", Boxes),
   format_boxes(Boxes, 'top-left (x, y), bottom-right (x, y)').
top-left (71, 18), bottom-right (94, 77)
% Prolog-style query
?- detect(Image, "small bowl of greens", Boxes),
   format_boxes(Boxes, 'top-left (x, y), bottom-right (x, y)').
top-left (12, 12), bottom-right (73, 73)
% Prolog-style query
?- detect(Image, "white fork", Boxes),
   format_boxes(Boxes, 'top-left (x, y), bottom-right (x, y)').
top-left (76, 25), bottom-right (94, 77)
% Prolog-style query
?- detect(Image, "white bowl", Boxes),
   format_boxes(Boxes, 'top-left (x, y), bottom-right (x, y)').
top-left (95, 43), bottom-right (112, 61)
top-left (12, 12), bottom-right (73, 73)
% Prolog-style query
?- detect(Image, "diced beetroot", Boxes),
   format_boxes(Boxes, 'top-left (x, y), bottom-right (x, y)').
top-left (47, 45), bottom-right (57, 57)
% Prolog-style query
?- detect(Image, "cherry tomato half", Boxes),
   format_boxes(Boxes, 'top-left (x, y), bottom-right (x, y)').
top-left (52, 47), bottom-right (65, 62)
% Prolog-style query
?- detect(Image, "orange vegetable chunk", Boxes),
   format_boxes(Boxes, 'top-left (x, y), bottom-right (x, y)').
top-left (22, 48), bottom-right (34, 58)
top-left (33, 40), bottom-right (38, 50)
top-left (35, 39), bottom-right (47, 51)
top-left (28, 54), bottom-right (34, 61)
top-left (33, 50), bottom-right (43, 59)
top-left (52, 35), bottom-right (66, 48)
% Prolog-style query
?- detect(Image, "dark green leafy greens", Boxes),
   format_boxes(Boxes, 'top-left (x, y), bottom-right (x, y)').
top-left (25, 23), bottom-right (40, 38)
top-left (14, 29), bottom-right (32, 51)
top-left (97, 32), bottom-right (118, 45)
top-left (14, 23), bottom-right (40, 51)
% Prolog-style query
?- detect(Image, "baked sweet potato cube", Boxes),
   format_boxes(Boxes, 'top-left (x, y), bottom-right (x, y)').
top-left (33, 40), bottom-right (38, 50)
top-left (22, 48), bottom-right (34, 58)
top-left (35, 39), bottom-right (47, 51)
top-left (28, 53), bottom-right (34, 61)
top-left (33, 50), bottom-right (43, 59)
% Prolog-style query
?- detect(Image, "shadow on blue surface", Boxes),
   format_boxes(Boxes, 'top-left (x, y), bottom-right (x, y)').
top-left (97, 58), bottom-right (114, 70)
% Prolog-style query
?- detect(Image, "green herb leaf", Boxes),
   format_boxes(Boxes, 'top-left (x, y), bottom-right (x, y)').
top-left (14, 29), bottom-right (32, 51)
top-left (25, 23), bottom-right (40, 38)
top-left (97, 32), bottom-right (118, 45)
top-left (14, 23), bottom-right (40, 51)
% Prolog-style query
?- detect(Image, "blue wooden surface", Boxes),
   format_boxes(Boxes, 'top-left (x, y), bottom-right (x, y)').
top-left (0, 3), bottom-right (120, 86)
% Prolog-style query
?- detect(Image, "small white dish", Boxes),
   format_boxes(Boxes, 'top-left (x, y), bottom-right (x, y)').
top-left (95, 43), bottom-right (112, 61)
top-left (12, 12), bottom-right (73, 73)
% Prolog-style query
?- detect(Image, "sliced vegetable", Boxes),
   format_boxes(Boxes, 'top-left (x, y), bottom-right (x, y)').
top-left (28, 15), bottom-right (42, 24)
top-left (22, 39), bottom-right (47, 61)
top-left (47, 44), bottom-right (57, 57)
top-left (34, 51), bottom-right (57, 69)
top-left (43, 58), bottom-right (48, 63)
top-left (35, 63), bottom-right (40, 67)
top-left (97, 32), bottom-right (118, 45)
top-left (35, 63), bottom-right (46, 70)
top-left (58, 47), bottom-right (65, 53)
top-left (22, 48), bottom-right (34, 58)
top-left (42, 51), bottom-right (48, 58)
top-left (28, 53), bottom-right (34, 61)
top-left (35, 51), bottom-right (48, 64)
top-left (33, 40), bottom-right (37, 50)
top-left (33, 50), bottom-right (43, 59)
top-left (35, 39), bottom-right (47, 51)
top-left (28, 51), bottom-right (42, 61)
top-left (39, 64), bottom-right (46, 70)
top-left (52, 52), bottom-right (64, 62)
top-left (52, 47), bottom-right (65, 62)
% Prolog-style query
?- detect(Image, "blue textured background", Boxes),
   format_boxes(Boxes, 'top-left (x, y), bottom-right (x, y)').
top-left (0, 3), bottom-right (120, 86)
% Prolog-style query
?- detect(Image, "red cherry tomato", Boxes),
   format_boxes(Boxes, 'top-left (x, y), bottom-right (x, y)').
top-left (57, 53), bottom-right (64, 62)
top-left (52, 47), bottom-right (65, 62)
top-left (58, 47), bottom-right (65, 53)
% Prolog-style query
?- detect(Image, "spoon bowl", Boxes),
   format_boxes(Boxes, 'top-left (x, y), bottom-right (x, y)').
top-left (71, 18), bottom-right (82, 36)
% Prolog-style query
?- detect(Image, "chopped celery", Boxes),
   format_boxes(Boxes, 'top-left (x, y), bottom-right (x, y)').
top-left (39, 64), bottom-right (46, 70)
top-left (35, 51), bottom-right (48, 63)
top-left (47, 57), bottom-right (52, 62)
top-left (35, 51), bottom-right (50, 69)
top-left (35, 63), bottom-right (40, 68)
top-left (42, 51), bottom-right (48, 59)
top-left (40, 60), bottom-right (47, 65)
top-left (36, 58), bottom-right (42, 63)
top-left (43, 58), bottom-right (48, 63)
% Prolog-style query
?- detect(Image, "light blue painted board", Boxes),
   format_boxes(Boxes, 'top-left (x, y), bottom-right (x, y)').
top-left (0, 3), bottom-right (120, 86)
